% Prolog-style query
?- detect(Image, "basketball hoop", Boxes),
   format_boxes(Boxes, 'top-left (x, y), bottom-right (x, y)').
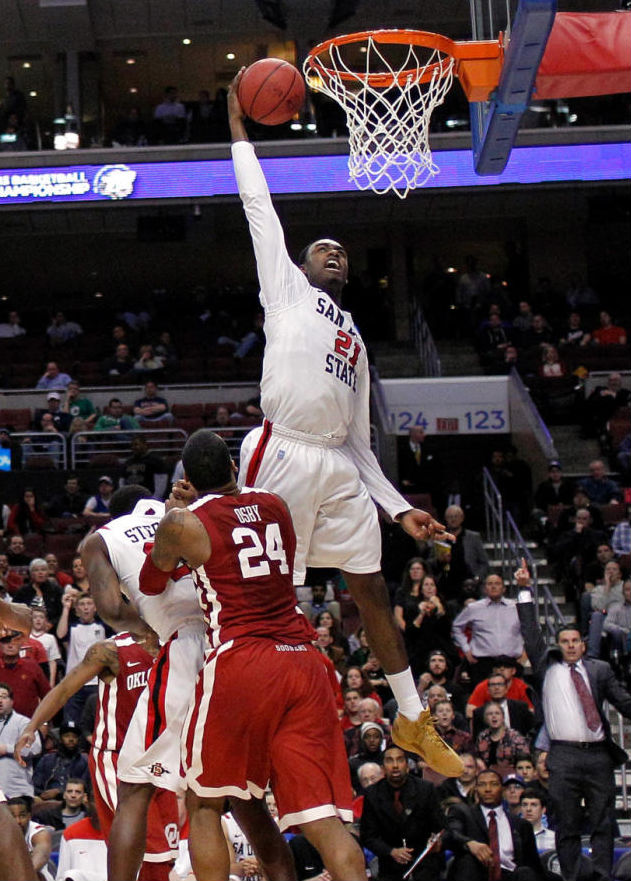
top-left (304, 29), bottom-right (503, 198)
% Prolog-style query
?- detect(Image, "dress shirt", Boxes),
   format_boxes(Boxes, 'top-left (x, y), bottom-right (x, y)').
top-left (451, 597), bottom-right (524, 658)
top-left (480, 804), bottom-right (516, 870)
top-left (611, 521), bottom-right (631, 556)
top-left (542, 659), bottom-right (604, 742)
top-left (603, 602), bottom-right (631, 638)
top-left (533, 825), bottom-right (556, 853)
top-left (0, 710), bottom-right (42, 797)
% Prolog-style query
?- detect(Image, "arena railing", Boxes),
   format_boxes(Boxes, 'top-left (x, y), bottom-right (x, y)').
top-left (483, 466), bottom-right (565, 643)
top-left (12, 432), bottom-right (68, 470)
top-left (409, 303), bottom-right (441, 378)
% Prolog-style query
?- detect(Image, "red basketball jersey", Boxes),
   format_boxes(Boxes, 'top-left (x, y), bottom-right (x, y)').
top-left (93, 632), bottom-right (154, 752)
top-left (189, 489), bottom-right (315, 649)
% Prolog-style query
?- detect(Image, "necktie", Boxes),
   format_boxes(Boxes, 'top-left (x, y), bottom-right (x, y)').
top-left (393, 789), bottom-right (404, 816)
top-left (414, 446), bottom-right (421, 465)
top-left (487, 810), bottom-right (501, 881)
top-left (570, 664), bottom-right (601, 731)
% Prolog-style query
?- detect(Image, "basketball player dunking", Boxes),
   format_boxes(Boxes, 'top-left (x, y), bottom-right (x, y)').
top-left (227, 70), bottom-right (462, 776)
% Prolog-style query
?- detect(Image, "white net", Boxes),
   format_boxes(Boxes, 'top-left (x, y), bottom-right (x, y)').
top-left (304, 34), bottom-right (456, 198)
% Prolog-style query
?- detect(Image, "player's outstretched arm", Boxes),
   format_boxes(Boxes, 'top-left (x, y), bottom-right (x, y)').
top-left (14, 640), bottom-right (116, 765)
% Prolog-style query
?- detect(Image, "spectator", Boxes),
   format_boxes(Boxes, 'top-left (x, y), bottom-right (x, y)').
top-left (55, 802), bottom-right (107, 881)
top-left (521, 313), bottom-right (555, 350)
top-left (0, 310), bottom-right (26, 338)
top-left (565, 273), bottom-right (599, 311)
top-left (44, 553), bottom-right (73, 590)
top-left (29, 606), bottom-right (60, 687)
top-left (511, 301), bottom-right (534, 341)
top-left (82, 476), bottom-right (114, 522)
top-left (550, 507), bottom-right (608, 602)
top-left (31, 778), bottom-right (87, 830)
top-left (581, 372), bottom-right (630, 439)
top-left (584, 562), bottom-right (626, 656)
top-left (102, 343), bottom-right (135, 379)
top-left (34, 392), bottom-right (73, 433)
top-left (538, 344), bottom-right (566, 378)
top-left (360, 744), bottom-right (444, 881)
top-left (519, 788), bottom-right (556, 853)
top-left (153, 85), bottom-right (187, 144)
top-left (553, 488), bottom-right (605, 538)
top-left (35, 361), bottom-right (73, 391)
top-left (348, 721), bottom-right (386, 792)
top-left (477, 312), bottom-right (512, 370)
top-left (393, 557), bottom-right (428, 632)
top-left (433, 700), bottom-right (474, 754)
top-left (6, 796), bottom-right (54, 881)
top-left (515, 755), bottom-right (538, 785)
top-left (579, 459), bottom-right (622, 505)
top-left (602, 580), bottom-right (631, 656)
top-left (122, 435), bottom-right (168, 497)
top-left (403, 574), bottom-right (456, 676)
top-left (470, 672), bottom-right (535, 739)
top-left (21, 415), bottom-right (64, 469)
top-left (432, 505), bottom-right (489, 602)
top-left (452, 575), bottom-right (524, 685)
top-left (45, 474), bottom-right (88, 519)
top-left (13, 559), bottom-right (63, 628)
top-left (187, 89), bottom-right (214, 143)
top-left (591, 309), bottom-right (627, 346)
top-left (475, 702), bottom-right (530, 774)
top-left (313, 625), bottom-right (345, 677)
top-left (466, 657), bottom-right (534, 720)
top-left (397, 426), bottom-right (444, 506)
top-left (32, 720), bottom-right (90, 802)
top-left (340, 687), bottom-right (362, 732)
top-left (46, 311), bottom-right (83, 348)
top-left (558, 311), bottom-right (590, 347)
top-left (456, 255), bottom-right (490, 323)
top-left (61, 381), bottom-right (96, 427)
top-left (416, 649), bottom-right (467, 714)
top-left (56, 596), bottom-right (105, 725)
top-left (7, 488), bottom-right (48, 536)
top-left (533, 461), bottom-right (575, 511)
top-left (132, 380), bottom-right (173, 424)
top-left (0, 634), bottom-right (50, 717)
top-left (93, 397), bottom-right (140, 434)
top-left (5, 535), bottom-right (32, 589)
top-left (0, 683), bottom-right (42, 798)
top-left (133, 343), bottom-right (165, 379)
top-left (444, 769), bottom-right (543, 881)
top-left (436, 751), bottom-right (478, 808)
top-left (297, 582), bottom-right (341, 622)
top-left (153, 330), bottom-right (179, 371)
top-left (502, 774), bottom-right (527, 817)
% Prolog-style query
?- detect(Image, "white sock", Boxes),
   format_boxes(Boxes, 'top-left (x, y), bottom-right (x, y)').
top-left (385, 669), bottom-right (422, 720)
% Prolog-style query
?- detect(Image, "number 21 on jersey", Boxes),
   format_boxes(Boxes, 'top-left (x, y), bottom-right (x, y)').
top-left (232, 522), bottom-right (289, 579)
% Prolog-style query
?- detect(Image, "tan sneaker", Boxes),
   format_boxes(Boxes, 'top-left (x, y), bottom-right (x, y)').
top-left (392, 708), bottom-right (464, 777)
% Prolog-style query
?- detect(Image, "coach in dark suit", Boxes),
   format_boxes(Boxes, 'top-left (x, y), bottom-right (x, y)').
top-left (515, 562), bottom-right (631, 881)
top-left (471, 672), bottom-right (535, 738)
top-left (445, 768), bottom-right (543, 881)
top-left (360, 745), bottom-right (444, 881)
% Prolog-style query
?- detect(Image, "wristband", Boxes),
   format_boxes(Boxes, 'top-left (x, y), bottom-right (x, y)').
top-left (139, 554), bottom-right (171, 595)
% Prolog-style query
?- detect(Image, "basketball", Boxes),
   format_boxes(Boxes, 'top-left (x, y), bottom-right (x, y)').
top-left (237, 58), bottom-right (305, 126)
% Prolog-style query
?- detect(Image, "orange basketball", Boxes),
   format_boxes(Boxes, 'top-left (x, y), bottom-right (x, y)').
top-left (238, 58), bottom-right (306, 126)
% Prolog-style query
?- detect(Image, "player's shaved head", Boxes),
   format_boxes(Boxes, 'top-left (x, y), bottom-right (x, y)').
top-left (109, 484), bottom-right (153, 518)
top-left (183, 429), bottom-right (233, 493)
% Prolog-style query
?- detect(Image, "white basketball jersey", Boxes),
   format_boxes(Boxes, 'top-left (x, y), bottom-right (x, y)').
top-left (98, 499), bottom-right (201, 642)
top-left (223, 812), bottom-right (262, 881)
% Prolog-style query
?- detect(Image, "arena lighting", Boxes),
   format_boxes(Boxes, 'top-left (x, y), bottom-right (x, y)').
top-left (328, 0), bottom-right (360, 29)
top-left (254, 0), bottom-right (287, 29)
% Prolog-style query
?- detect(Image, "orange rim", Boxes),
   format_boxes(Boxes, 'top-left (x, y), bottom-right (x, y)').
top-left (305, 28), bottom-right (503, 93)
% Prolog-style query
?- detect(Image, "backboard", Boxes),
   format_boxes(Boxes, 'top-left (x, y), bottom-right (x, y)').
top-left (468, 0), bottom-right (557, 175)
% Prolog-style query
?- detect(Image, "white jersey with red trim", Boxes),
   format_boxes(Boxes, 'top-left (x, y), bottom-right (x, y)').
top-left (232, 139), bottom-right (409, 521)
top-left (25, 820), bottom-right (54, 881)
top-left (97, 499), bottom-right (201, 642)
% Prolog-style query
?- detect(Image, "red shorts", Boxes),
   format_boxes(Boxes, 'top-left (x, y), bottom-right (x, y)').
top-left (89, 749), bottom-right (180, 862)
top-left (182, 639), bottom-right (353, 831)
